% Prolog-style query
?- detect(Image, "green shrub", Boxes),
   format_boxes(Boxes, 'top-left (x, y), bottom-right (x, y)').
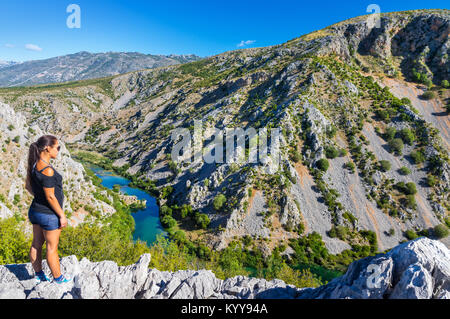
top-left (426, 175), bottom-right (437, 187)
top-left (376, 109), bottom-right (390, 121)
top-left (399, 166), bottom-right (411, 175)
top-left (378, 160), bottom-right (391, 172)
top-left (194, 212), bottom-right (211, 229)
top-left (421, 91), bottom-right (436, 100)
top-left (161, 215), bottom-right (177, 229)
top-left (401, 97), bottom-right (412, 105)
top-left (441, 80), bottom-right (449, 88)
top-left (0, 218), bottom-right (30, 264)
top-left (445, 217), bottom-right (450, 229)
top-left (179, 204), bottom-right (193, 219)
top-left (395, 181), bottom-right (417, 195)
top-left (410, 150), bottom-right (426, 164)
top-left (384, 127), bottom-right (397, 141)
top-left (213, 194), bottom-right (227, 211)
top-left (58, 224), bottom-right (149, 266)
top-left (160, 205), bottom-right (173, 217)
top-left (404, 229), bottom-right (418, 240)
top-left (399, 128), bottom-right (415, 145)
top-left (405, 182), bottom-right (417, 195)
top-left (290, 149), bottom-right (302, 163)
top-left (326, 125), bottom-right (337, 138)
top-left (388, 138), bottom-right (404, 155)
top-left (325, 146), bottom-right (340, 159)
top-left (433, 224), bottom-right (449, 239)
top-left (316, 158), bottom-right (329, 172)
top-left (344, 161), bottom-right (356, 173)
top-left (405, 194), bottom-right (417, 209)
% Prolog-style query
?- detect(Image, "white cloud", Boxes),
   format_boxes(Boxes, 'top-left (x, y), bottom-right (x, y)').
top-left (5, 44), bottom-right (15, 48)
top-left (25, 44), bottom-right (43, 52)
top-left (237, 40), bottom-right (256, 47)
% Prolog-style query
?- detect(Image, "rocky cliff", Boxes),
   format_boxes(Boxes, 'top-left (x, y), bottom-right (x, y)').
top-left (0, 238), bottom-right (448, 299)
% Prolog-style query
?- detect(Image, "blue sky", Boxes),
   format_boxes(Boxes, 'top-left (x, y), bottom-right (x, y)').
top-left (0, 0), bottom-right (448, 62)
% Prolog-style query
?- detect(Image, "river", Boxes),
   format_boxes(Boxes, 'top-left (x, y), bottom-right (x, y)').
top-left (85, 163), bottom-right (167, 246)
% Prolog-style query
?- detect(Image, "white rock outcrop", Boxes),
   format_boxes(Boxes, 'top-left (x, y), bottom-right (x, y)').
top-left (0, 238), bottom-right (448, 299)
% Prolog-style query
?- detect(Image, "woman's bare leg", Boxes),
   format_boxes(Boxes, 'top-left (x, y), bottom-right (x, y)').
top-left (29, 224), bottom-right (45, 273)
top-left (43, 228), bottom-right (62, 278)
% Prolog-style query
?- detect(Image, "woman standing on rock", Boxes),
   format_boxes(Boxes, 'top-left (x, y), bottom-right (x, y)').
top-left (25, 135), bottom-right (70, 284)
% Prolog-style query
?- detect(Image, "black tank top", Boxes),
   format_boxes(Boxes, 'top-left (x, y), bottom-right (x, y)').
top-left (30, 162), bottom-right (64, 215)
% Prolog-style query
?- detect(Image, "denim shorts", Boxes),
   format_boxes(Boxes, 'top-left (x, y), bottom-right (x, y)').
top-left (28, 209), bottom-right (61, 231)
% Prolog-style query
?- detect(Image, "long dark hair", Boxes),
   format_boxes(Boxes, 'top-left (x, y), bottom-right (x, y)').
top-left (26, 135), bottom-right (58, 186)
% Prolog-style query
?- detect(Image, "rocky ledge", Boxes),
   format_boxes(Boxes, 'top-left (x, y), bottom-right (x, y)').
top-left (0, 237), bottom-right (448, 299)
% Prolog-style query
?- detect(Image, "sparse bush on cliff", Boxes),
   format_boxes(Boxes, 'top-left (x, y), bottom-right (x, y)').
top-left (213, 193), bottom-right (227, 211)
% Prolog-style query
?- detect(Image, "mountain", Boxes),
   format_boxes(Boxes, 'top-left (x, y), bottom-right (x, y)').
top-left (0, 60), bottom-right (18, 69)
top-left (1, 237), bottom-right (449, 299)
top-left (0, 51), bottom-right (203, 87)
top-left (0, 9), bottom-right (449, 288)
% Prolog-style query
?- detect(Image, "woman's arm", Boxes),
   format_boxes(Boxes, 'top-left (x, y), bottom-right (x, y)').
top-left (41, 167), bottom-right (67, 228)
top-left (43, 187), bottom-right (67, 228)
top-left (43, 186), bottom-right (65, 218)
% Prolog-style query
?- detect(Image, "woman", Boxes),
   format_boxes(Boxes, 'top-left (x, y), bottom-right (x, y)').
top-left (25, 135), bottom-right (71, 284)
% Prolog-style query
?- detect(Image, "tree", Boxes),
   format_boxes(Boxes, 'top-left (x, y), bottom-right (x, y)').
top-left (421, 91), bottom-right (436, 100)
top-left (161, 215), bottom-right (177, 229)
top-left (405, 182), bottom-right (417, 195)
top-left (404, 229), bottom-right (418, 240)
top-left (388, 138), bottom-right (404, 155)
top-left (433, 224), bottom-right (449, 239)
top-left (180, 204), bottom-right (193, 219)
top-left (194, 212), bottom-right (210, 229)
top-left (426, 175), bottom-right (437, 187)
top-left (376, 109), bottom-right (389, 121)
top-left (325, 146), bottom-right (340, 159)
top-left (344, 161), bottom-right (356, 173)
top-left (405, 194), bottom-right (417, 210)
top-left (160, 205), bottom-right (173, 217)
top-left (290, 149), bottom-right (302, 163)
top-left (410, 150), bottom-right (426, 164)
top-left (401, 97), bottom-right (412, 105)
top-left (399, 166), bottom-right (411, 175)
top-left (384, 127), bottom-right (397, 141)
top-left (399, 128), bottom-right (415, 145)
top-left (379, 160), bottom-right (391, 172)
top-left (213, 194), bottom-right (227, 211)
top-left (316, 158), bottom-right (329, 172)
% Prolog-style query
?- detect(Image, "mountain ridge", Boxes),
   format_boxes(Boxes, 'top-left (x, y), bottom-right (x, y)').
top-left (0, 51), bottom-right (203, 87)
